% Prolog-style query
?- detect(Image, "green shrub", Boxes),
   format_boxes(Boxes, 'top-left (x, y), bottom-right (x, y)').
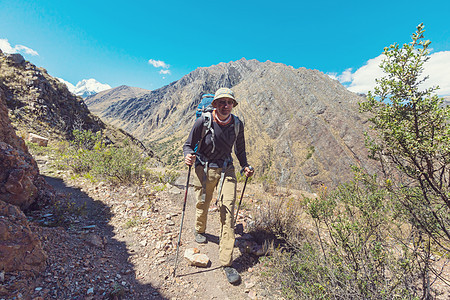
top-left (360, 23), bottom-right (450, 298)
top-left (265, 244), bottom-right (332, 299)
top-left (305, 169), bottom-right (419, 299)
top-left (260, 169), bottom-right (421, 299)
top-left (258, 24), bottom-right (448, 299)
top-left (52, 130), bottom-right (158, 185)
top-left (306, 146), bottom-right (315, 160)
top-left (124, 217), bottom-right (141, 229)
top-left (90, 145), bottom-right (150, 184)
top-left (71, 129), bottom-right (102, 150)
top-left (25, 141), bottom-right (49, 156)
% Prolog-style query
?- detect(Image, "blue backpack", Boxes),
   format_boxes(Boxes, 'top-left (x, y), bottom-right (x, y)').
top-left (195, 93), bottom-right (240, 154)
top-left (196, 94), bottom-right (214, 119)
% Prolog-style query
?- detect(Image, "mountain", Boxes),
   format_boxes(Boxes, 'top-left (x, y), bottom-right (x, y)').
top-left (1, 52), bottom-right (103, 139)
top-left (85, 85), bottom-right (149, 117)
top-left (87, 58), bottom-right (379, 191)
top-left (58, 78), bottom-right (111, 98)
top-left (0, 50), bottom-right (152, 156)
top-left (444, 96), bottom-right (450, 106)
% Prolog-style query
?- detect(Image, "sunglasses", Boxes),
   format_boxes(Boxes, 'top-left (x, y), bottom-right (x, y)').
top-left (217, 100), bottom-right (235, 106)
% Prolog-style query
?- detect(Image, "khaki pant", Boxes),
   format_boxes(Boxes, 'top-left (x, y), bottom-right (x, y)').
top-left (193, 164), bottom-right (237, 266)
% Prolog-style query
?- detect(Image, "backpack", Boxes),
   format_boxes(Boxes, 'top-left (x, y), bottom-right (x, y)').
top-left (195, 93), bottom-right (240, 154)
top-left (196, 94), bottom-right (214, 119)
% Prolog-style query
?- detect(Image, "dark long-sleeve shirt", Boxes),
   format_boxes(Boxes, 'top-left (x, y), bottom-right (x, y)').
top-left (183, 114), bottom-right (249, 169)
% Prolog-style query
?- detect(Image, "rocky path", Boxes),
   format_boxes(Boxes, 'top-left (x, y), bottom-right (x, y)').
top-left (16, 160), bottom-right (272, 299)
top-left (161, 172), bottom-right (266, 300)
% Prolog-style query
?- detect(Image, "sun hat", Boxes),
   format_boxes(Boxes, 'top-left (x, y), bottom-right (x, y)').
top-left (212, 87), bottom-right (238, 107)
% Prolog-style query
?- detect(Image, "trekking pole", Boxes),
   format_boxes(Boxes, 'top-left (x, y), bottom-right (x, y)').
top-left (173, 164), bottom-right (192, 277)
top-left (234, 166), bottom-right (253, 228)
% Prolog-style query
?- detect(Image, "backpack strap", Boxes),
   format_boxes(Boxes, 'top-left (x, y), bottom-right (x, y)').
top-left (198, 111), bottom-right (215, 154)
top-left (197, 111), bottom-right (214, 203)
top-left (233, 114), bottom-right (240, 150)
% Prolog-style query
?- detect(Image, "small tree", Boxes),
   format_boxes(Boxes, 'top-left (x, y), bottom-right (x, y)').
top-left (360, 23), bottom-right (450, 298)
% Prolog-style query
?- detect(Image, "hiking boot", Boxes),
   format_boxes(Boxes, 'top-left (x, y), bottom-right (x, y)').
top-left (223, 266), bottom-right (240, 284)
top-left (194, 231), bottom-right (207, 244)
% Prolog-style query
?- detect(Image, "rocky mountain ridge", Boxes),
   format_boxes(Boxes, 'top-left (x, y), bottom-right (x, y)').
top-left (85, 85), bottom-right (149, 116)
top-left (0, 49), bottom-right (156, 287)
top-left (0, 50), bottom-right (153, 156)
top-left (0, 62), bottom-right (52, 276)
top-left (86, 58), bottom-right (379, 191)
top-left (0, 50), bottom-right (104, 139)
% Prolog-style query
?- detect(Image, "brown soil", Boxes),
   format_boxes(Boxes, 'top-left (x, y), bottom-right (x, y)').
top-left (2, 158), bottom-right (277, 300)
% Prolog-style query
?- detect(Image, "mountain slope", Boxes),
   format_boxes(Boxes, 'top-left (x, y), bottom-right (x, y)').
top-left (87, 58), bottom-right (377, 191)
top-left (0, 51), bottom-right (103, 139)
top-left (85, 85), bottom-right (149, 117)
top-left (0, 50), bottom-right (152, 156)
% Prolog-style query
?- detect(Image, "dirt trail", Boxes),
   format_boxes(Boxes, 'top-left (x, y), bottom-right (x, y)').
top-left (26, 160), bottom-right (270, 300)
top-left (164, 171), bottom-right (264, 299)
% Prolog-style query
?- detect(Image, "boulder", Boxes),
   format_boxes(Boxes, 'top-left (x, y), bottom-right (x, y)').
top-left (0, 200), bottom-right (47, 272)
top-left (0, 86), bottom-right (54, 210)
top-left (0, 87), bottom-right (27, 152)
top-left (0, 142), bottom-right (39, 210)
top-left (184, 248), bottom-right (210, 267)
top-left (7, 53), bottom-right (25, 65)
top-left (28, 133), bottom-right (49, 147)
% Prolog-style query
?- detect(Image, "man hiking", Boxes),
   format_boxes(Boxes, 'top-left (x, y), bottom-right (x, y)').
top-left (183, 87), bottom-right (254, 284)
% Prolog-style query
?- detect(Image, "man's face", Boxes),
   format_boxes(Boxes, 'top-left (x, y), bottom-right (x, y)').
top-left (214, 97), bottom-right (234, 119)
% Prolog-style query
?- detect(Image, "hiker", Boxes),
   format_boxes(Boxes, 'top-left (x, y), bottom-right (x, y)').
top-left (183, 87), bottom-right (254, 284)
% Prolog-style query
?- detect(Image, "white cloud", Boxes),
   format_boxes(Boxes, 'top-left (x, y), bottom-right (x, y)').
top-left (336, 51), bottom-right (450, 96)
top-left (14, 45), bottom-right (39, 56)
top-left (148, 58), bottom-right (171, 78)
top-left (337, 68), bottom-right (354, 83)
top-left (423, 51), bottom-right (450, 95)
top-left (0, 38), bottom-right (39, 56)
top-left (346, 55), bottom-right (385, 94)
top-left (0, 39), bottom-right (15, 53)
top-left (148, 59), bottom-right (169, 69)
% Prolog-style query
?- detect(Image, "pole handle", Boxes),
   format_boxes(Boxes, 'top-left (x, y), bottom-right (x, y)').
top-left (240, 165), bottom-right (254, 176)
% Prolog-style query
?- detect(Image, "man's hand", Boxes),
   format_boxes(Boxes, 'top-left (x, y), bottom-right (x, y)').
top-left (244, 166), bottom-right (254, 177)
top-left (185, 153), bottom-right (196, 166)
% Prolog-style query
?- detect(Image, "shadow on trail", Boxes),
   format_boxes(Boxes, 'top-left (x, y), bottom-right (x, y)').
top-left (36, 175), bottom-right (168, 299)
top-left (177, 266), bottom-right (222, 277)
top-left (232, 228), bottom-right (285, 274)
top-left (204, 233), bottom-right (219, 245)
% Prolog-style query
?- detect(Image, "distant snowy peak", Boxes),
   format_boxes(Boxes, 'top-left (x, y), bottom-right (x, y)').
top-left (57, 78), bottom-right (75, 92)
top-left (74, 79), bottom-right (111, 98)
top-left (58, 78), bottom-right (111, 98)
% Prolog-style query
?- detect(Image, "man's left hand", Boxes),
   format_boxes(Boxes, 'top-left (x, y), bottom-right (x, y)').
top-left (244, 166), bottom-right (254, 177)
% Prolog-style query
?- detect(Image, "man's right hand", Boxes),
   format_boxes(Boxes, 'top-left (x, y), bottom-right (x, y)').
top-left (185, 153), bottom-right (196, 166)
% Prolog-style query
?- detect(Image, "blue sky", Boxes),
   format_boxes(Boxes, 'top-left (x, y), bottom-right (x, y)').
top-left (1, 0), bottom-right (450, 95)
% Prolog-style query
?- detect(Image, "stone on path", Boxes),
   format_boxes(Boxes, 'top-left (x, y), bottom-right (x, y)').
top-left (28, 133), bottom-right (49, 147)
top-left (184, 248), bottom-right (209, 267)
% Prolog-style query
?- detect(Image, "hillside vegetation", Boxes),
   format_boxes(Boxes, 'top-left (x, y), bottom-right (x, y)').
top-left (0, 50), bottom-right (154, 157)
